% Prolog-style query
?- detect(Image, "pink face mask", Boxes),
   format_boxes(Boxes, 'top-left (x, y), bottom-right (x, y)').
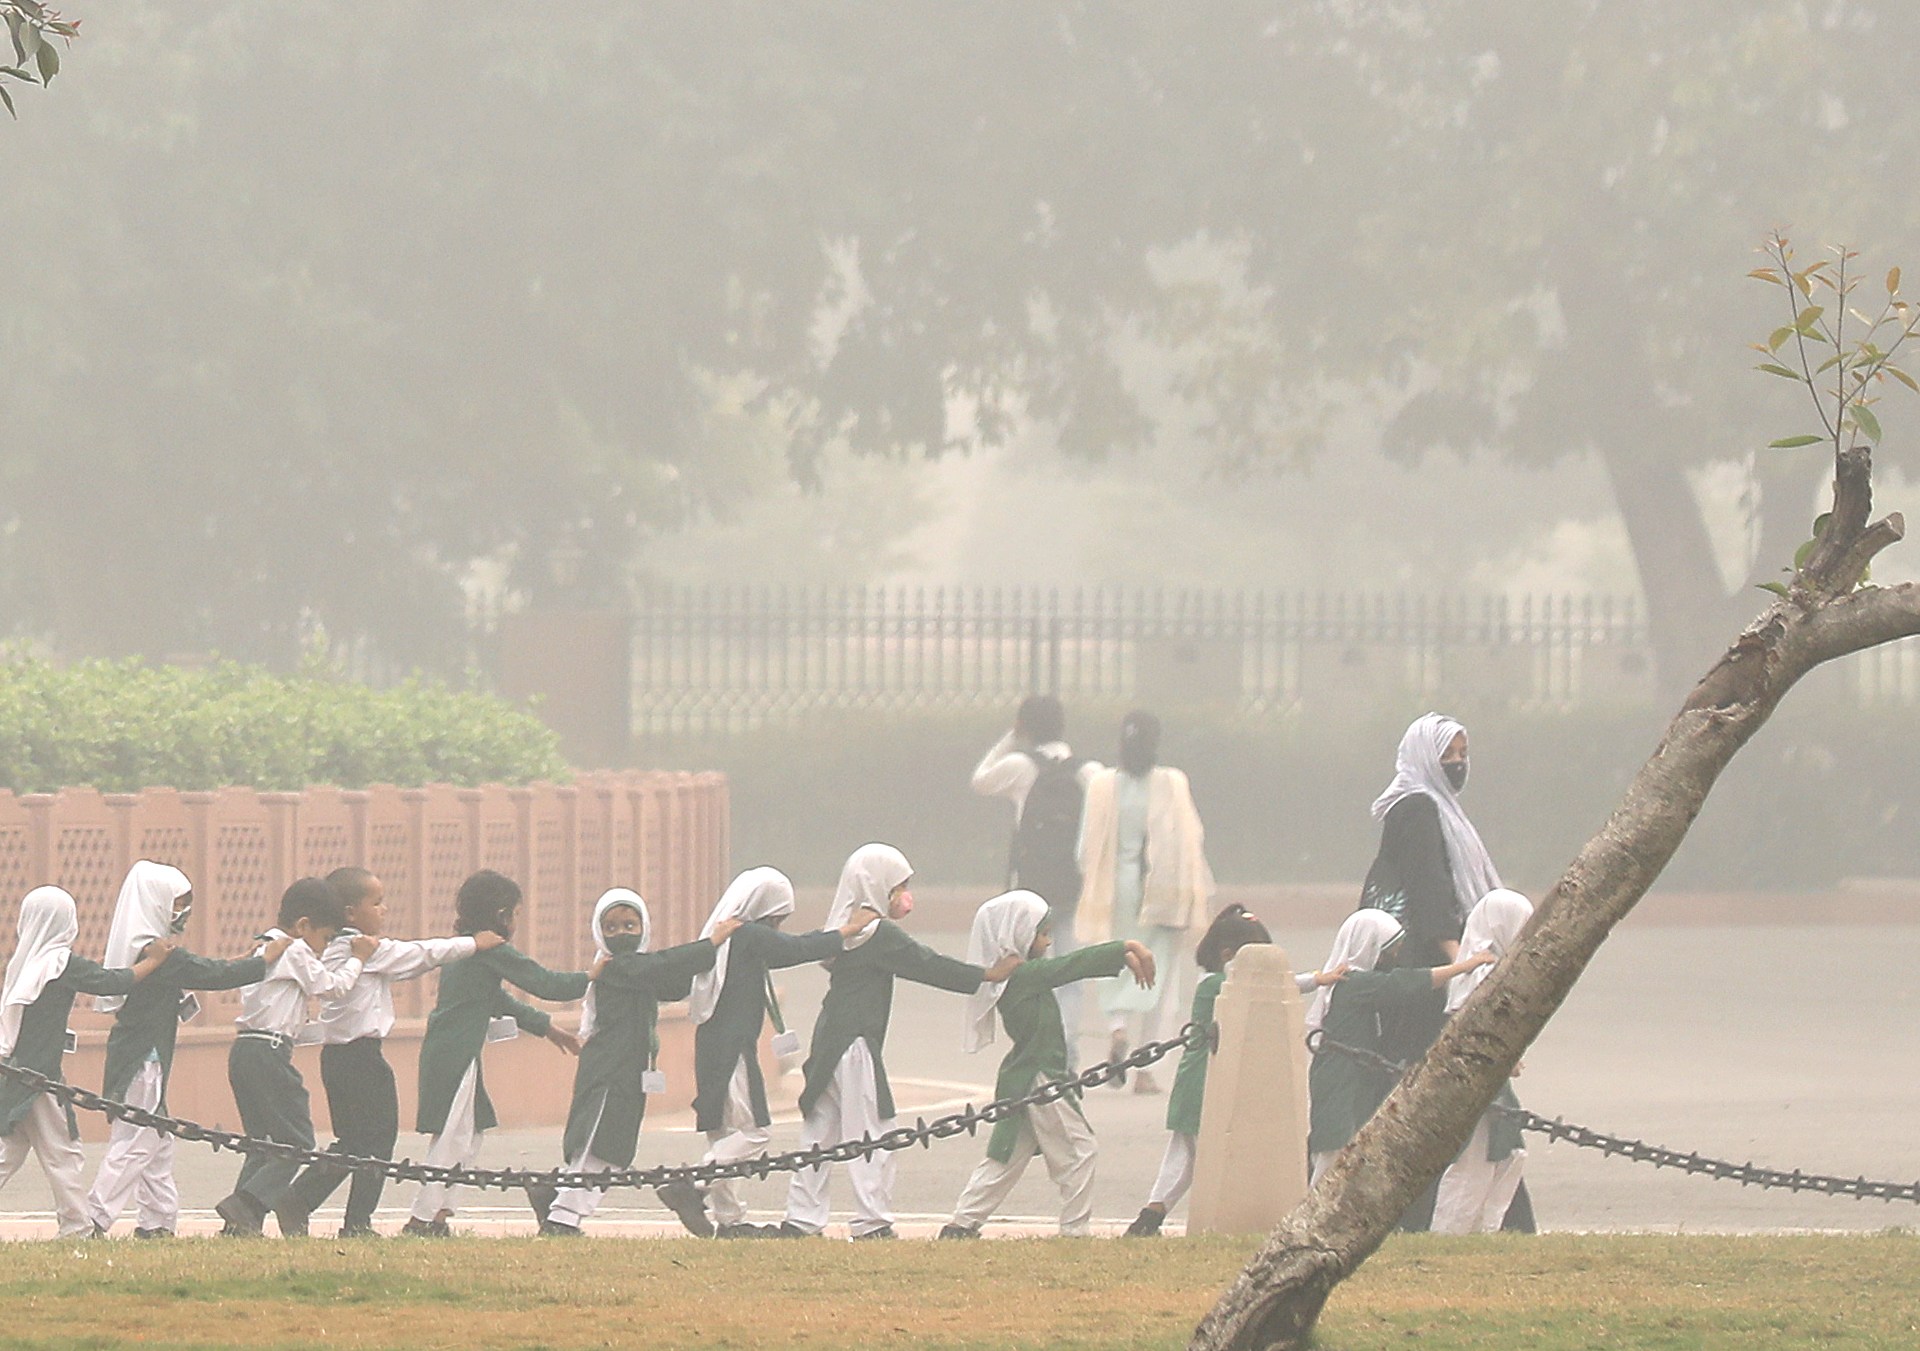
top-left (889, 888), bottom-right (914, 920)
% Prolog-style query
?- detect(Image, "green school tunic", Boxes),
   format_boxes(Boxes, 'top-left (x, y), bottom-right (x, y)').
top-left (561, 938), bottom-right (716, 1168)
top-left (415, 944), bottom-right (590, 1135)
top-left (1305, 967), bottom-right (1433, 1155)
top-left (797, 919), bottom-right (983, 1120)
top-left (1164, 970), bottom-right (1224, 1137)
top-left (691, 922), bottom-right (844, 1134)
top-left (984, 940), bottom-right (1127, 1163)
top-left (101, 949), bottom-right (268, 1110)
top-left (0, 956), bottom-right (135, 1138)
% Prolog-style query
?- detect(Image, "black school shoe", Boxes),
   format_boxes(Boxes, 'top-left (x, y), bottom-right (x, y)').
top-left (399, 1217), bottom-right (451, 1238)
top-left (527, 1183), bottom-right (558, 1228)
top-left (753, 1221), bottom-right (818, 1239)
top-left (215, 1193), bottom-right (266, 1237)
top-left (538, 1219), bottom-right (584, 1238)
top-left (1124, 1207), bottom-right (1166, 1238)
top-left (851, 1225), bottom-right (896, 1240)
top-left (715, 1223), bottom-right (773, 1238)
top-left (937, 1223), bottom-right (980, 1240)
top-left (656, 1180), bottom-right (714, 1238)
top-left (132, 1227), bottom-right (174, 1240)
top-left (274, 1201), bottom-right (311, 1238)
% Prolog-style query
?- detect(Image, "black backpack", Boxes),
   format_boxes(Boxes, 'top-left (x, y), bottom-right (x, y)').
top-left (1009, 751), bottom-right (1085, 908)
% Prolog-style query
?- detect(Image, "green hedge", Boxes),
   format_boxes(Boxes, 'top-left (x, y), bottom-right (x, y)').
top-left (638, 696), bottom-right (1920, 892)
top-left (0, 657), bottom-right (568, 793)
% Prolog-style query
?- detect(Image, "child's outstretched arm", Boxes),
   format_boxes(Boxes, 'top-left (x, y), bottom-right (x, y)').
top-left (1427, 949), bottom-right (1495, 988)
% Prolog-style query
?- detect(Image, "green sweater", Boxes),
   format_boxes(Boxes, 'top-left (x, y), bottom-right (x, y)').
top-left (101, 949), bottom-right (267, 1109)
top-left (1305, 967), bottom-right (1433, 1155)
top-left (415, 943), bottom-right (590, 1135)
top-left (798, 919), bottom-right (982, 1120)
top-left (561, 939), bottom-right (716, 1168)
top-left (1164, 970), bottom-right (1224, 1137)
top-left (984, 940), bottom-right (1128, 1163)
top-left (0, 956), bottom-right (135, 1137)
top-left (691, 922), bottom-right (844, 1133)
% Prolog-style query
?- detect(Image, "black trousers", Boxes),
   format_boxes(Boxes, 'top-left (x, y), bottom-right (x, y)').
top-left (284, 1037), bottom-right (400, 1232)
top-left (228, 1036), bottom-right (314, 1209)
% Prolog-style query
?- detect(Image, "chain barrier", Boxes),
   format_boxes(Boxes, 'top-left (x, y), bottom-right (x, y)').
top-left (0, 1022), bottom-right (1210, 1195)
top-left (1307, 1030), bottom-right (1920, 1205)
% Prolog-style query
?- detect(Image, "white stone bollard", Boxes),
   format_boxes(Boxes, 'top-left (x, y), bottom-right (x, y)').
top-left (1187, 943), bottom-right (1310, 1234)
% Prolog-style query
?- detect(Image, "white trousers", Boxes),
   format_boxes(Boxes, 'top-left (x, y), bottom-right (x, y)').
top-left (1, 1094), bottom-right (91, 1237)
top-left (87, 1059), bottom-right (178, 1233)
top-left (1146, 1130), bottom-right (1196, 1209)
top-left (410, 1063), bottom-right (483, 1223)
top-left (949, 1098), bottom-right (1098, 1236)
top-left (782, 1040), bottom-right (894, 1237)
top-left (550, 1151), bottom-right (615, 1227)
top-left (701, 1059), bottom-right (770, 1227)
top-left (1432, 1117), bottom-right (1526, 1235)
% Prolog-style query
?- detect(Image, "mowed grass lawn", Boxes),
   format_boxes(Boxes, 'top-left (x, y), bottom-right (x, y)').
top-left (0, 1232), bottom-right (1913, 1350)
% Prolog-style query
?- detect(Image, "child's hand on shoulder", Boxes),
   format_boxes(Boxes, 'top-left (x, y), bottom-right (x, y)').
top-left (589, 952), bottom-right (610, 980)
top-left (1122, 940), bottom-right (1157, 989)
top-left (710, 918), bottom-right (744, 946)
top-left (1468, 949), bottom-right (1497, 970)
top-left (1314, 963), bottom-right (1351, 988)
top-left (260, 936), bottom-right (294, 964)
top-left (546, 1026), bottom-right (583, 1056)
top-left (473, 931), bottom-right (507, 952)
top-left (349, 934), bottom-right (380, 961)
top-left (982, 954), bottom-right (1023, 983)
top-left (140, 937), bottom-right (176, 965)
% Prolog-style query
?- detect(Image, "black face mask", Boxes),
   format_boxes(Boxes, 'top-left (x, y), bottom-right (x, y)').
top-left (1443, 759), bottom-right (1469, 792)
top-left (605, 933), bottom-right (643, 956)
top-left (169, 905), bottom-right (193, 935)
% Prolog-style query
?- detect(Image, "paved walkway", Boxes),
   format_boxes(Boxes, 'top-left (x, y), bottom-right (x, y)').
top-left (6, 922), bottom-right (1918, 1240)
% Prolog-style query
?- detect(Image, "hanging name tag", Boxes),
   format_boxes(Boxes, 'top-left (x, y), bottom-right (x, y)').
top-left (63, 1031), bottom-right (78, 1054)
top-left (770, 1030), bottom-right (802, 1059)
top-left (295, 1021), bottom-right (326, 1047)
top-left (176, 994), bottom-right (201, 1025)
top-left (485, 1016), bottom-right (520, 1043)
top-left (641, 1069), bottom-right (667, 1095)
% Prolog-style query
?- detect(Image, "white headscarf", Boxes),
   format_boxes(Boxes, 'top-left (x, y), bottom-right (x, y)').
top-left (1304, 909), bottom-right (1404, 1036)
top-left (686, 867), bottom-right (795, 1026)
top-left (1445, 887), bottom-right (1532, 1013)
top-left (960, 890), bottom-right (1050, 1054)
top-left (1, 887), bottom-right (79, 1059)
top-left (96, 861), bottom-right (190, 1014)
top-left (825, 844), bottom-right (912, 951)
top-left (1370, 713), bottom-right (1502, 922)
top-left (578, 888), bottom-right (649, 1042)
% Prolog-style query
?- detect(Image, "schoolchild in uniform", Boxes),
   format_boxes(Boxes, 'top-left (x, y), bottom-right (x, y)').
top-left (0, 887), bottom-right (172, 1237)
top-left (1124, 903), bottom-right (1351, 1237)
top-left (215, 877), bottom-right (379, 1235)
top-left (773, 844), bottom-right (1020, 1240)
top-left (1304, 909), bottom-right (1492, 1186)
top-left (940, 889), bottom-right (1154, 1238)
top-left (1431, 888), bottom-right (1533, 1234)
top-left (403, 869), bottom-right (588, 1236)
top-left (88, 860), bottom-right (290, 1238)
top-left (278, 867), bottom-right (499, 1237)
top-left (535, 889), bottom-right (738, 1236)
top-left (658, 868), bottom-right (867, 1239)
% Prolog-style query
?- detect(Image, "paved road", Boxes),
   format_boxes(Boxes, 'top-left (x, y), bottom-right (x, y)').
top-left (6, 923), bottom-right (1917, 1238)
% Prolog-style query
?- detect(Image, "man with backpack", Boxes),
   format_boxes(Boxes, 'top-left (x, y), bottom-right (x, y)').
top-left (970, 696), bottom-right (1103, 1057)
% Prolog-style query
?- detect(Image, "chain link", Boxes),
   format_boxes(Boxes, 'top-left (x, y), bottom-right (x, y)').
top-left (0, 1022), bottom-right (1210, 1194)
top-left (1307, 1030), bottom-right (1920, 1205)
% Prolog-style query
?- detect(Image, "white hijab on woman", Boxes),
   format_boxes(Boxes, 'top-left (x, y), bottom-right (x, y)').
top-left (1371, 713), bottom-right (1502, 922)
top-left (578, 887), bottom-right (650, 1043)
top-left (1, 887), bottom-right (80, 1059)
top-left (825, 844), bottom-right (912, 951)
top-left (686, 867), bottom-right (795, 1026)
top-left (1304, 909), bottom-right (1405, 1036)
top-left (96, 860), bottom-right (190, 1014)
top-left (960, 889), bottom-right (1050, 1054)
top-left (1445, 888), bottom-right (1532, 1013)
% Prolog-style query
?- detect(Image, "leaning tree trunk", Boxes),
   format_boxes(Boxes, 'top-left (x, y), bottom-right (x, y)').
top-left (1191, 445), bottom-right (1913, 1351)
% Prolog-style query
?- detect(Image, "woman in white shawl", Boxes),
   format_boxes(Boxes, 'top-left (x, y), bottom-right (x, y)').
top-left (1431, 888), bottom-right (1534, 1235)
top-left (1356, 713), bottom-right (1502, 1229)
top-left (0, 888), bottom-right (169, 1236)
top-left (1077, 710), bottom-right (1214, 1093)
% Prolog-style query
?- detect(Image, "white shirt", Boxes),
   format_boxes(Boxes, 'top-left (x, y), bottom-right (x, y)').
top-left (969, 733), bottom-right (1103, 822)
top-left (314, 934), bottom-right (476, 1043)
top-left (236, 930), bottom-right (365, 1038)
